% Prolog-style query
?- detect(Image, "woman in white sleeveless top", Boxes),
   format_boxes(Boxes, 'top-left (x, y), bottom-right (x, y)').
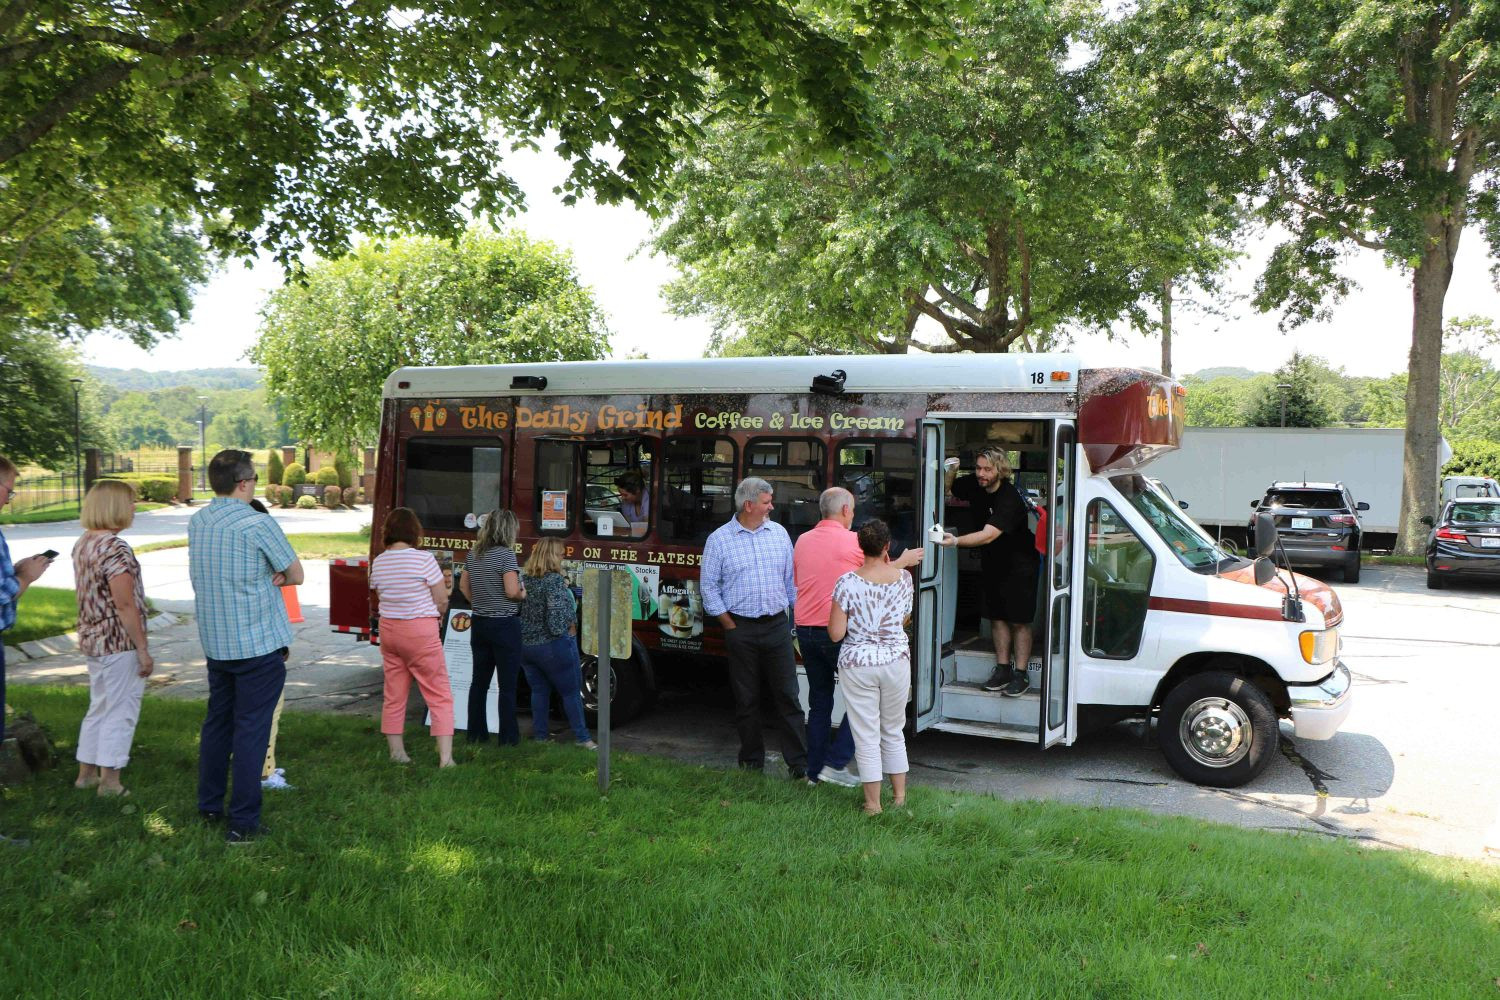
top-left (828, 518), bottom-right (914, 815)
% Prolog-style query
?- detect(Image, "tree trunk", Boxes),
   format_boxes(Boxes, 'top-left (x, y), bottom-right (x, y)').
top-left (1160, 276), bottom-right (1173, 377)
top-left (1396, 220), bottom-right (1458, 554)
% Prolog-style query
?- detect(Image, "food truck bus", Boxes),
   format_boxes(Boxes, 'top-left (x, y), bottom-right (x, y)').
top-left (329, 353), bottom-right (1352, 787)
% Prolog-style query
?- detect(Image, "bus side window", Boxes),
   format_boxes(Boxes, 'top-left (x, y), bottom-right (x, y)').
top-left (534, 440), bottom-right (576, 535)
top-left (582, 438), bottom-right (656, 541)
top-left (746, 438), bottom-right (826, 542)
top-left (836, 440), bottom-right (917, 553)
top-left (660, 436), bottom-right (736, 545)
top-left (1083, 500), bottom-right (1154, 659)
top-left (403, 439), bottom-right (504, 533)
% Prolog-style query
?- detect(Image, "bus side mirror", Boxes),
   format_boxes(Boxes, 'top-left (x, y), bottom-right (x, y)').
top-left (1177, 500), bottom-right (1189, 510)
top-left (1356, 501), bottom-right (1370, 511)
top-left (1253, 512), bottom-right (1278, 559)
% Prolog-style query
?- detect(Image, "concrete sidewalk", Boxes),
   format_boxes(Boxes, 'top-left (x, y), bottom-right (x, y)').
top-left (5, 605), bottom-right (386, 716)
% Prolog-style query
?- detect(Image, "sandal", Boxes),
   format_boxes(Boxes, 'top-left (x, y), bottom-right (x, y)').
top-left (97, 786), bottom-right (130, 798)
top-left (74, 778), bottom-right (100, 789)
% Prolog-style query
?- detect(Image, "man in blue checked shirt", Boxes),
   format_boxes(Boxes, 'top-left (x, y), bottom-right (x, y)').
top-left (189, 450), bottom-right (304, 844)
top-left (701, 477), bottom-right (808, 778)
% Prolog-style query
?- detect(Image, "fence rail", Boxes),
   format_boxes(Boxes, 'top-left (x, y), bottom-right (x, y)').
top-left (7, 472), bottom-right (83, 515)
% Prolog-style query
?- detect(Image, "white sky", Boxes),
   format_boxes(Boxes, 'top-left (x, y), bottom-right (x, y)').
top-left (81, 145), bottom-right (1500, 378)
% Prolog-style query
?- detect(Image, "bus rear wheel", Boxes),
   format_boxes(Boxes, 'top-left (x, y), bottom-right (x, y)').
top-left (1159, 671), bottom-right (1277, 788)
top-left (580, 652), bottom-right (646, 726)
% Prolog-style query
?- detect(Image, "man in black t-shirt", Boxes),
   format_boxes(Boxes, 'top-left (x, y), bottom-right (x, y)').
top-left (941, 445), bottom-right (1038, 697)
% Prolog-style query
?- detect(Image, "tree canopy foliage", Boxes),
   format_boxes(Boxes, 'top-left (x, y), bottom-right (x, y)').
top-left (251, 229), bottom-right (609, 451)
top-left (1, 0), bottom-right (942, 272)
top-left (651, 0), bottom-right (1238, 357)
top-left (0, 330), bottom-right (108, 466)
top-left (1245, 353), bottom-right (1339, 428)
top-left (1113, 0), bottom-right (1500, 550)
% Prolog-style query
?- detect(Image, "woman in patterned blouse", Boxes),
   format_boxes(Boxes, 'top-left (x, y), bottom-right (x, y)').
top-left (828, 519), bottom-right (914, 815)
top-left (72, 481), bottom-right (153, 798)
top-left (518, 538), bottom-right (595, 748)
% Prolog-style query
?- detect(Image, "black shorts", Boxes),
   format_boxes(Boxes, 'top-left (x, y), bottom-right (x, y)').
top-left (981, 553), bottom-right (1040, 625)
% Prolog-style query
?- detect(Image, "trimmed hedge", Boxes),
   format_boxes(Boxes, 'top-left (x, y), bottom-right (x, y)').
top-left (313, 466), bottom-right (341, 487)
top-left (323, 484), bottom-right (342, 509)
top-left (267, 451), bottom-right (284, 486)
top-left (284, 463), bottom-right (307, 487)
top-left (99, 474), bottom-right (178, 504)
top-left (342, 486), bottom-right (361, 507)
top-left (295, 495), bottom-right (317, 509)
top-left (333, 454), bottom-right (353, 489)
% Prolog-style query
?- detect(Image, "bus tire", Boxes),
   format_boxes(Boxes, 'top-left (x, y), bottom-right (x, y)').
top-left (580, 651), bottom-right (645, 726)
top-left (1159, 671), bottom-right (1277, 788)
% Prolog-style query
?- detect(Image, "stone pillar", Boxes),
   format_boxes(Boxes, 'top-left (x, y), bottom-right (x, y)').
top-left (281, 446), bottom-right (296, 468)
top-left (177, 446), bottom-right (194, 503)
top-left (83, 448), bottom-right (101, 490)
top-left (362, 447), bottom-right (376, 498)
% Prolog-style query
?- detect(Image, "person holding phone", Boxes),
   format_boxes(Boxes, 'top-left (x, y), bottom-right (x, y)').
top-left (1, 454), bottom-right (57, 845)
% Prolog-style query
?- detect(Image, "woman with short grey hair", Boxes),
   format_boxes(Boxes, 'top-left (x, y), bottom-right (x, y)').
top-left (459, 509), bottom-right (526, 745)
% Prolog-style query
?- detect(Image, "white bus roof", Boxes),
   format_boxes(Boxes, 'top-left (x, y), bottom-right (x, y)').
top-left (385, 353), bottom-right (1086, 399)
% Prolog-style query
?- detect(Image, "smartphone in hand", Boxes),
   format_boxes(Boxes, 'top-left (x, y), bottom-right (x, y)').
top-left (40, 549), bottom-right (58, 560)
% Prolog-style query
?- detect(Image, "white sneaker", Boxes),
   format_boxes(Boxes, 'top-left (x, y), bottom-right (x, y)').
top-left (816, 766), bottom-right (861, 788)
top-left (261, 768), bottom-right (294, 790)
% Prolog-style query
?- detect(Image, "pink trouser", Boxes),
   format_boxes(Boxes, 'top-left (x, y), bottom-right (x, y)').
top-left (378, 617), bottom-right (455, 736)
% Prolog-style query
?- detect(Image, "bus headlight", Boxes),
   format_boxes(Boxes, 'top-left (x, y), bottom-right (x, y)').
top-left (1299, 628), bottom-right (1339, 665)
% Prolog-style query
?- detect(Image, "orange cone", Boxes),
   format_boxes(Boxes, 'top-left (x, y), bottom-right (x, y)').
top-left (280, 585), bottom-right (304, 624)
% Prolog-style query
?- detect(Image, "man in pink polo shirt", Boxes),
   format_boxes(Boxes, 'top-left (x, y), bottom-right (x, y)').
top-left (794, 487), bottom-right (922, 786)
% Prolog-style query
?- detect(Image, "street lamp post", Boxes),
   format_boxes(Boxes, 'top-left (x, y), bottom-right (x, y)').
top-left (69, 377), bottom-right (83, 507)
top-left (197, 395), bottom-right (208, 492)
top-left (1276, 382), bottom-right (1293, 428)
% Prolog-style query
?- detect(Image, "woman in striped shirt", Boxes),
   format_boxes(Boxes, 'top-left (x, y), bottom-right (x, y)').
top-left (458, 508), bottom-right (526, 745)
top-left (369, 507), bottom-right (455, 767)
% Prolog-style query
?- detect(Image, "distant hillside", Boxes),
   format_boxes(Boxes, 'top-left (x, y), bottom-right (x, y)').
top-left (1184, 366), bottom-right (1263, 381)
top-left (88, 366), bottom-right (263, 392)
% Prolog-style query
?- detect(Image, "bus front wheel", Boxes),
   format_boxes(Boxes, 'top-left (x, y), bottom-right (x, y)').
top-left (1159, 671), bottom-right (1277, 788)
top-left (580, 652), bottom-right (646, 726)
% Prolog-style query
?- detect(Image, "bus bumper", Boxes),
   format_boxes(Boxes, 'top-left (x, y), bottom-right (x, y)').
top-left (1286, 660), bottom-right (1353, 741)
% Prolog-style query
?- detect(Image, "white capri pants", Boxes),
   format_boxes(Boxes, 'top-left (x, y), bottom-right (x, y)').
top-left (76, 649), bottom-right (147, 769)
top-left (841, 651), bottom-right (910, 781)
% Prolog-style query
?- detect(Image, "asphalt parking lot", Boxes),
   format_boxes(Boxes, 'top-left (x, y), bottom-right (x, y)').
top-left (7, 510), bottom-right (1498, 859)
top-left (609, 564), bottom-right (1500, 859)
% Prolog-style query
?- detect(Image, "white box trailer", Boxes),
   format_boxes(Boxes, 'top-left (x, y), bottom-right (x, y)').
top-left (1146, 427), bottom-right (1450, 542)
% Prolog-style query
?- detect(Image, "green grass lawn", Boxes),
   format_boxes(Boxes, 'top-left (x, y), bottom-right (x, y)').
top-left (1, 690), bottom-right (1496, 999)
top-left (5, 586), bottom-right (77, 644)
top-left (0, 502), bottom-right (167, 526)
top-left (136, 531), bottom-right (368, 559)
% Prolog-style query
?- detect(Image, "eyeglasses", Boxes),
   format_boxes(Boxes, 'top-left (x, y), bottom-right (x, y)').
top-left (236, 474), bottom-right (259, 483)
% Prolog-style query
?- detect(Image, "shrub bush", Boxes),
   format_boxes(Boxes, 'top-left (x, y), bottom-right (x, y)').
top-left (323, 484), bottom-right (342, 508)
top-left (100, 474), bottom-right (176, 504)
top-left (267, 450), bottom-right (284, 486)
top-left (284, 463), bottom-right (307, 487)
top-left (1444, 440), bottom-right (1500, 480)
top-left (313, 466), bottom-right (341, 487)
top-left (278, 485), bottom-right (296, 508)
top-left (295, 494), bottom-right (318, 509)
top-left (358, 521), bottom-right (372, 538)
top-left (342, 486), bottom-right (361, 507)
top-left (333, 454), bottom-right (353, 489)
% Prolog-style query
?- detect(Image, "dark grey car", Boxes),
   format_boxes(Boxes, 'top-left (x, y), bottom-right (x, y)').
top-left (1248, 482), bottom-right (1368, 583)
top-left (1423, 498), bottom-right (1500, 589)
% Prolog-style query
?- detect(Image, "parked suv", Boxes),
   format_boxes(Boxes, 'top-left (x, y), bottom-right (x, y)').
top-left (1249, 481), bottom-right (1369, 583)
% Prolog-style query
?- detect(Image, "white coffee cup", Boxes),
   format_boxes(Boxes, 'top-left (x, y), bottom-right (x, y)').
top-left (928, 523), bottom-right (947, 544)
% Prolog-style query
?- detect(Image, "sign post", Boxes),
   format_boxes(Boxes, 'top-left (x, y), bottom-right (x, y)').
top-left (582, 566), bottom-right (630, 795)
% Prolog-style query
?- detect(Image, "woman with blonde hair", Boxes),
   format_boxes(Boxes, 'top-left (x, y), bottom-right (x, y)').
top-left (368, 507), bottom-right (455, 766)
top-left (458, 508), bottom-right (526, 744)
top-left (518, 537), bottom-right (594, 747)
top-left (72, 480), bottom-right (152, 797)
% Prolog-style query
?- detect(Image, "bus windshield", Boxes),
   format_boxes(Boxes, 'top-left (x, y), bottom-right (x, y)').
top-left (1113, 475), bottom-right (1237, 573)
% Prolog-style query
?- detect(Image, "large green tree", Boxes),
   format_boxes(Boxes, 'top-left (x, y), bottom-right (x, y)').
top-left (0, 0), bottom-right (943, 276)
top-left (251, 229), bottom-right (610, 451)
top-left (651, 0), bottom-right (1237, 357)
top-left (105, 391), bottom-right (175, 450)
top-left (0, 330), bottom-right (109, 466)
top-left (1246, 353), bottom-right (1340, 428)
top-left (1116, 0), bottom-right (1500, 551)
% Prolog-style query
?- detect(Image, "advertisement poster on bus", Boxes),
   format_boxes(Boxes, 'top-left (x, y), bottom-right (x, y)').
top-left (540, 490), bottom-right (568, 530)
